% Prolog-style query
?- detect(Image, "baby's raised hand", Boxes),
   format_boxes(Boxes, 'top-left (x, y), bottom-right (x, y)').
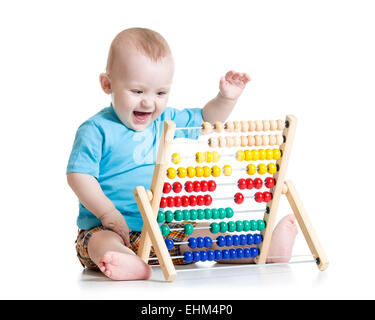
top-left (219, 71), bottom-right (251, 101)
top-left (100, 209), bottom-right (131, 247)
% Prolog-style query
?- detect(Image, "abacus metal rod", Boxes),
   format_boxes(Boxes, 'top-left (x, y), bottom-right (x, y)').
top-left (175, 126), bottom-right (203, 130)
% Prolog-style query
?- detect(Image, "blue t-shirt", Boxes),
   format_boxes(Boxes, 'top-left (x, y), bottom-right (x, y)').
top-left (67, 104), bottom-right (203, 231)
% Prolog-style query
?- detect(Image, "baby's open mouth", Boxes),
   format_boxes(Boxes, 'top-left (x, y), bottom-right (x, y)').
top-left (133, 111), bottom-right (152, 123)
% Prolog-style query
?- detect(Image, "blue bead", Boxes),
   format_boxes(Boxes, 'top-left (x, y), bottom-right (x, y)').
top-left (207, 250), bottom-right (215, 261)
top-left (193, 251), bottom-right (201, 262)
top-left (204, 236), bottom-right (213, 248)
top-left (197, 237), bottom-right (205, 248)
top-left (244, 248), bottom-right (251, 258)
top-left (250, 247), bottom-right (259, 258)
top-left (183, 251), bottom-right (193, 263)
top-left (216, 236), bottom-right (225, 247)
top-left (232, 235), bottom-right (240, 246)
top-left (188, 237), bottom-right (197, 249)
top-left (225, 235), bottom-right (233, 246)
top-left (247, 234), bottom-right (254, 245)
top-left (200, 251), bottom-right (208, 262)
top-left (254, 234), bottom-right (262, 245)
top-left (214, 249), bottom-right (222, 261)
top-left (229, 248), bottom-right (237, 259)
top-left (222, 249), bottom-right (230, 260)
top-left (240, 234), bottom-right (247, 246)
top-left (165, 239), bottom-right (174, 250)
top-left (236, 248), bottom-right (244, 259)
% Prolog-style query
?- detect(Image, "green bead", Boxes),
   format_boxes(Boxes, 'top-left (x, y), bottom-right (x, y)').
top-left (257, 219), bottom-right (266, 231)
top-left (236, 220), bottom-right (244, 232)
top-left (165, 210), bottom-right (174, 223)
top-left (174, 210), bottom-right (183, 221)
top-left (184, 223), bottom-right (194, 235)
top-left (197, 209), bottom-right (205, 220)
top-left (183, 210), bottom-right (190, 221)
top-left (211, 208), bottom-right (219, 219)
top-left (225, 207), bottom-right (234, 219)
top-left (210, 222), bottom-right (220, 234)
top-left (250, 220), bottom-right (258, 231)
top-left (160, 225), bottom-right (170, 237)
top-left (204, 209), bottom-right (212, 220)
top-left (189, 209), bottom-right (198, 220)
top-left (228, 221), bottom-right (236, 232)
top-left (243, 220), bottom-right (251, 232)
top-left (219, 221), bottom-right (228, 233)
top-left (218, 208), bottom-right (226, 219)
top-left (157, 211), bottom-right (165, 223)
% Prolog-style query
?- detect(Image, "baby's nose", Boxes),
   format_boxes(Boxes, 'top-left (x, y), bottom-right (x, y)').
top-left (141, 98), bottom-right (154, 109)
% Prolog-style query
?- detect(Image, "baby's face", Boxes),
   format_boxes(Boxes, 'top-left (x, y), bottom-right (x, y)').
top-left (108, 48), bottom-right (174, 131)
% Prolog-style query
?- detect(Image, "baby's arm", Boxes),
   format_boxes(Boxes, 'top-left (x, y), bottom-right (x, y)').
top-left (202, 71), bottom-right (251, 123)
top-left (67, 172), bottom-right (131, 246)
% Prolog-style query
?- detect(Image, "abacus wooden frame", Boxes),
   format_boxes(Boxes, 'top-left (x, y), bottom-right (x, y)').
top-left (134, 116), bottom-right (328, 282)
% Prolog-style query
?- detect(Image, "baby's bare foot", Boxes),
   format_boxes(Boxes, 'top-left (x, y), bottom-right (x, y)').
top-left (267, 214), bottom-right (298, 263)
top-left (98, 251), bottom-right (152, 281)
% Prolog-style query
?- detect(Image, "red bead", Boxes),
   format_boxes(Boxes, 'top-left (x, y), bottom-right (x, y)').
top-left (263, 192), bottom-right (272, 202)
top-left (237, 178), bottom-right (247, 190)
top-left (189, 195), bottom-right (197, 206)
top-left (234, 192), bottom-right (244, 204)
top-left (246, 178), bottom-right (254, 190)
top-left (254, 192), bottom-right (264, 203)
top-left (265, 177), bottom-right (275, 189)
top-left (160, 197), bottom-right (167, 208)
top-left (172, 182), bottom-right (182, 193)
top-left (193, 181), bottom-right (201, 192)
top-left (163, 182), bottom-right (172, 194)
top-left (181, 195), bottom-right (190, 207)
top-left (254, 178), bottom-right (263, 189)
top-left (184, 181), bottom-right (194, 193)
top-left (197, 195), bottom-right (205, 206)
top-left (200, 180), bottom-right (209, 192)
top-left (174, 196), bottom-right (182, 207)
top-left (167, 196), bottom-right (175, 207)
top-left (208, 180), bottom-right (217, 192)
top-left (204, 194), bottom-right (213, 206)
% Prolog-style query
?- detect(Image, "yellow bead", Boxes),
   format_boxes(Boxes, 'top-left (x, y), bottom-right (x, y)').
top-left (196, 152), bottom-right (205, 163)
top-left (195, 166), bottom-right (204, 177)
top-left (247, 164), bottom-right (256, 175)
top-left (203, 166), bottom-right (211, 177)
top-left (177, 167), bottom-right (187, 178)
top-left (211, 165), bottom-right (221, 177)
top-left (257, 163), bottom-right (267, 175)
top-left (167, 167), bottom-right (177, 179)
top-left (258, 149), bottom-right (266, 160)
top-left (251, 150), bottom-right (260, 161)
top-left (268, 163), bottom-right (277, 174)
top-left (212, 151), bottom-right (220, 162)
top-left (265, 149), bottom-right (274, 160)
top-left (205, 152), bottom-right (213, 163)
top-left (223, 165), bottom-right (232, 176)
top-left (236, 150), bottom-right (245, 161)
top-left (273, 149), bottom-right (282, 160)
top-left (187, 166), bottom-right (196, 178)
top-left (171, 153), bottom-right (181, 165)
top-left (244, 150), bottom-right (252, 161)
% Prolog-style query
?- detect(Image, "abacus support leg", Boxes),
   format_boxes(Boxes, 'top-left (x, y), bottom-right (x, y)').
top-left (284, 180), bottom-right (329, 271)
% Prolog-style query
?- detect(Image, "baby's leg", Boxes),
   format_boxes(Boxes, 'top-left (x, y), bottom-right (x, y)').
top-left (87, 230), bottom-right (152, 280)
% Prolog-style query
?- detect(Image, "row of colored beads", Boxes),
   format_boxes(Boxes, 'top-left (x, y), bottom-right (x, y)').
top-left (166, 165), bottom-right (232, 179)
top-left (201, 120), bottom-right (285, 134)
top-left (234, 191), bottom-right (272, 204)
top-left (163, 180), bottom-right (217, 194)
top-left (159, 194), bottom-right (213, 208)
top-left (209, 219), bottom-right (266, 234)
top-left (236, 149), bottom-right (281, 161)
top-left (237, 177), bottom-right (275, 190)
top-left (157, 207), bottom-right (234, 223)
top-left (247, 163), bottom-right (278, 175)
top-left (208, 134), bottom-right (283, 148)
top-left (183, 247), bottom-right (260, 263)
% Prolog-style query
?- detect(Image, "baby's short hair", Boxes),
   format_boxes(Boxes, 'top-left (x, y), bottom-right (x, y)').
top-left (106, 27), bottom-right (171, 73)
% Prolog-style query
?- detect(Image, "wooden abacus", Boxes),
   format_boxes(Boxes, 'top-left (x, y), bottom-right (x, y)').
top-left (133, 116), bottom-right (329, 282)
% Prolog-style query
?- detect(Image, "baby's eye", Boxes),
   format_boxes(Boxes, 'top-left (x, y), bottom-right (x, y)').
top-left (131, 90), bottom-right (143, 94)
top-left (157, 91), bottom-right (167, 96)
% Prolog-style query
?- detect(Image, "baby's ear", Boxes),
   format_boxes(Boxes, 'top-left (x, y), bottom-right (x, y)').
top-left (99, 73), bottom-right (112, 94)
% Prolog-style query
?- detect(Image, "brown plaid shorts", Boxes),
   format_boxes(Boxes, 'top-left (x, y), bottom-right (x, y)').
top-left (75, 222), bottom-right (196, 270)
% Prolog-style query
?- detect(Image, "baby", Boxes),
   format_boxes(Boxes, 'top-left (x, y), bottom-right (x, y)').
top-left (67, 27), bottom-right (298, 281)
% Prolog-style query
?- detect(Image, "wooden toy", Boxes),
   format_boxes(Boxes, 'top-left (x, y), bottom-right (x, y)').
top-left (133, 116), bottom-right (328, 282)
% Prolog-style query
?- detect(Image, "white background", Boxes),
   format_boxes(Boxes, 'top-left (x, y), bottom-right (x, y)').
top-left (0, 0), bottom-right (374, 300)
